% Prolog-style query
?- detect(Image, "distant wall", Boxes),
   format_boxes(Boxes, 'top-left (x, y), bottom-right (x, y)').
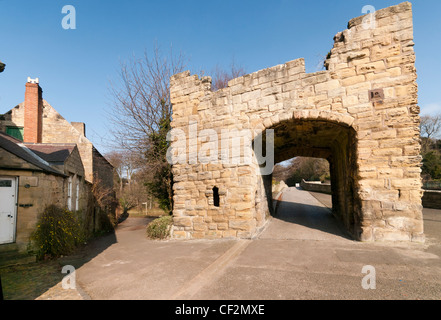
top-left (300, 179), bottom-right (332, 195)
top-left (300, 180), bottom-right (441, 210)
top-left (422, 190), bottom-right (441, 209)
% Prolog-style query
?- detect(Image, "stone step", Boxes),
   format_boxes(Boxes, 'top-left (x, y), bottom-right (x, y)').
top-left (0, 243), bottom-right (20, 254)
top-left (0, 244), bottom-right (36, 268)
top-left (0, 253), bottom-right (36, 268)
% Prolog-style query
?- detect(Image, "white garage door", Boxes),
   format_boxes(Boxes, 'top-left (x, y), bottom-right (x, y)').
top-left (0, 177), bottom-right (17, 244)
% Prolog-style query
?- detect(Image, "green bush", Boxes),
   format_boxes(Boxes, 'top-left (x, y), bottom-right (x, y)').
top-left (422, 151), bottom-right (441, 180)
top-left (31, 205), bottom-right (85, 260)
top-left (146, 215), bottom-right (173, 240)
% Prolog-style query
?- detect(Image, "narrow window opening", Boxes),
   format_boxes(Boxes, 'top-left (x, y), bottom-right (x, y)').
top-left (67, 176), bottom-right (72, 211)
top-left (213, 186), bottom-right (220, 207)
top-left (75, 178), bottom-right (80, 211)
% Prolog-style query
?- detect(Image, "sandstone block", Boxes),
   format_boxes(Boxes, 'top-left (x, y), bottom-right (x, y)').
top-left (342, 75), bottom-right (365, 87)
top-left (174, 217), bottom-right (192, 228)
top-left (315, 79), bottom-right (340, 93)
top-left (356, 61), bottom-right (386, 74)
top-left (229, 219), bottom-right (256, 231)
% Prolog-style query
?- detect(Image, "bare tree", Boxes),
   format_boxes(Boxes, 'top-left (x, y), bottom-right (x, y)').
top-left (107, 45), bottom-right (187, 212)
top-left (106, 150), bottom-right (140, 192)
top-left (420, 114), bottom-right (441, 153)
top-left (91, 175), bottom-right (116, 209)
top-left (211, 61), bottom-right (247, 91)
top-left (106, 150), bottom-right (150, 214)
top-left (107, 47), bottom-right (248, 212)
top-left (108, 45), bottom-right (187, 157)
top-left (274, 157), bottom-right (330, 186)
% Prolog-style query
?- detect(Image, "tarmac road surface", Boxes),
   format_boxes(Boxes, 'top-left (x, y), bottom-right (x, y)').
top-left (37, 187), bottom-right (441, 300)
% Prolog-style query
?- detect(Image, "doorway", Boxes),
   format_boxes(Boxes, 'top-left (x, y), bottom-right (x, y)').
top-left (0, 176), bottom-right (18, 244)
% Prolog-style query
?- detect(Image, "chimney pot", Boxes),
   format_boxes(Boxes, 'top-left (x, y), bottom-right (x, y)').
top-left (27, 77), bottom-right (39, 84)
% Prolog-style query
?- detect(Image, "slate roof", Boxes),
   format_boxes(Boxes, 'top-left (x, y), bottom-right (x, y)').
top-left (24, 143), bottom-right (76, 164)
top-left (0, 132), bottom-right (66, 176)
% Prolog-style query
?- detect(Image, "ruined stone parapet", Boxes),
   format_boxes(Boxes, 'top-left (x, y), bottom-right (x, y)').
top-left (169, 2), bottom-right (424, 242)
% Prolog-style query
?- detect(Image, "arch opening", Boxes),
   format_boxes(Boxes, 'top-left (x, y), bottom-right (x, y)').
top-left (256, 118), bottom-right (360, 239)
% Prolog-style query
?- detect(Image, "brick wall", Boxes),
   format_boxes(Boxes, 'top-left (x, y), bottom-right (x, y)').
top-left (23, 82), bottom-right (43, 143)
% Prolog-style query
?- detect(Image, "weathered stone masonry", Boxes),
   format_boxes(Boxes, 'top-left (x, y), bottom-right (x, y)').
top-left (169, 2), bottom-right (424, 242)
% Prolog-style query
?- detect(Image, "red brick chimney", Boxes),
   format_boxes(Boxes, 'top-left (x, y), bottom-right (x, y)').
top-left (24, 77), bottom-right (43, 143)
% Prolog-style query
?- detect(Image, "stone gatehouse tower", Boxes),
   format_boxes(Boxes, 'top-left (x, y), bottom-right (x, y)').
top-left (169, 2), bottom-right (424, 242)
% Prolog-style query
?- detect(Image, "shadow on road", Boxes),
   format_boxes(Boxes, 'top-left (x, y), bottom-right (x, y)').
top-left (0, 230), bottom-right (117, 300)
top-left (0, 216), bottom-right (159, 300)
top-left (271, 199), bottom-right (352, 240)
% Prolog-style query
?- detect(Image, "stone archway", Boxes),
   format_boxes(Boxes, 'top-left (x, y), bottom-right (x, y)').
top-left (169, 2), bottom-right (424, 242)
top-left (262, 115), bottom-right (359, 237)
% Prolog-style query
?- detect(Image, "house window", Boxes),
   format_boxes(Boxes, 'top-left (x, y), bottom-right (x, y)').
top-left (0, 179), bottom-right (12, 187)
top-left (6, 126), bottom-right (24, 141)
top-left (67, 176), bottom-right (72, 211)
top-left (75, 179), bottom-right (80, 211)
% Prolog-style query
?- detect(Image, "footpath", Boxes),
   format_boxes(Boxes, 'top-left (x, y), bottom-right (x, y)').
top-left (7, 189), bottom-right (440, 300)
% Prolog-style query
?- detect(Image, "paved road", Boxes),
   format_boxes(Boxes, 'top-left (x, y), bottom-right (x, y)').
top-left (262, 187), bottom-right (348, 241)
top-left (37, 187), bottom-right (441, 300)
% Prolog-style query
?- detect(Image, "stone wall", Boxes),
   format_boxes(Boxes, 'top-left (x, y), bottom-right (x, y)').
top-left (0, 168), bottom-right (66, 251)
top-left (0, 103), bottom-right (24, 132)
top-left (92, 147), bottom-right (114, 190)
top-left (1, 100), bottom-right (94, 183)
top-left (64, 146), bottom-right (88, 214)
top-left (64, 146), bottom-right (86, 178)
top-left (41, 101), bottom-right (95, 183)
top-left (169, 2), bottom-right (423, 242)
top-left (0, 143), bottom-right (93, 249)
top-left (422, 190), bottom-right (441, 209)
top-left (1, 100), bottom-right (115, 201)
top-left (300, 180), bottom-right (332, 195)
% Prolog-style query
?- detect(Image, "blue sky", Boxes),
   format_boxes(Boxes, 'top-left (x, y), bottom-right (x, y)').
top-left (1, 0), bottom-right (440, 153)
